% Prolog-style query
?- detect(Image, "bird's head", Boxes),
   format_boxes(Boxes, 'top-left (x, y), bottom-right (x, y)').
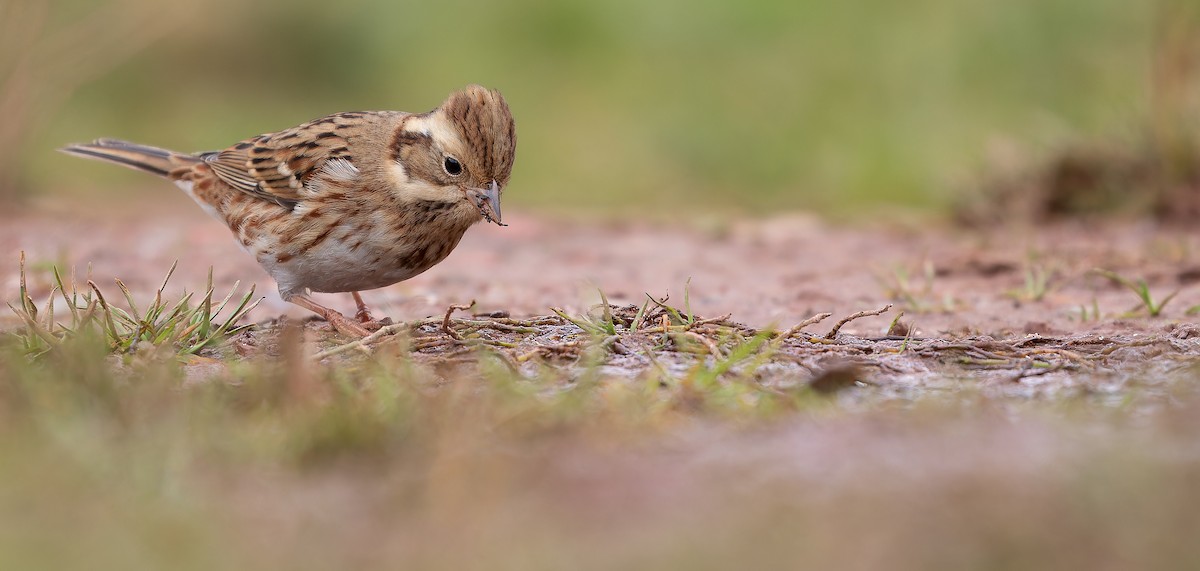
top-left (389, 85), bottom-right (515, 225)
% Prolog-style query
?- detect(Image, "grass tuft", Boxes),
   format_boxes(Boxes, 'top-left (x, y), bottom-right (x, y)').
top-left (6, 252), bottom-right (261, 358)
top-left (1092, 268), bottom-right (1179, 317)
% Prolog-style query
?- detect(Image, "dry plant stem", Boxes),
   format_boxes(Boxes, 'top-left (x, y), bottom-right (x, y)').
top-left (686, 314), bottom-right (733, 331)
top-left (1024, 347), bottom-right (1091, 367)
top-left (407, 316), bottom-right (538, 334)
top-left (441, 300), bottom-right (477, 340)
top-left (311, 322), bottom-right (409, 360)
top-left (412, 337), bottom-right (455, 352)
top-left (683, 331), bottom-right (724, 359)
top-left (314, 312), bottom-right (551, 361)
top-left (824, 304), bottom-right (894, 340)
top-left (897, 339), bottom-right (1088, 371)
top-left (459, 320), bottom-right (538, 334)
top-left (780, 312), bottom-right (834, 340)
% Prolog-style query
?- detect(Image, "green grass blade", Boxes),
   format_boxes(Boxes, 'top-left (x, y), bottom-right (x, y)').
top-left (684, 277), bottom-right (694, 325)
top-left (596, 288), bottom-right (616, 335)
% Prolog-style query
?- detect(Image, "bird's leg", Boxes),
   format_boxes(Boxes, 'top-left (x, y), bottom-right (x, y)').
top-left (289, 294), bottom-right (371, 338)
top-left (349, 291), bottom-right (393, 330)
top-left (351, 291), bottom-right (374, 323)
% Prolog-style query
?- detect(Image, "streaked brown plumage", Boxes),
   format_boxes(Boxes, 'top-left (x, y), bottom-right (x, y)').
top-left (62, 85), bottom-right (516, 337)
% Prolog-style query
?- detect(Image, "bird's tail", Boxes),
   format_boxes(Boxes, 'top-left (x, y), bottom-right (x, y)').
top-left (60, 139), bottom-right (200, 179)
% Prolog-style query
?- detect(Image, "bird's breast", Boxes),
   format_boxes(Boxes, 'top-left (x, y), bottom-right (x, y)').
top-left (265, 200), bottom-right (478, 294)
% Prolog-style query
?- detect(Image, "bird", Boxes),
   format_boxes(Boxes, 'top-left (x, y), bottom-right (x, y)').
top-left (62, 85), bottom-right (516, 338)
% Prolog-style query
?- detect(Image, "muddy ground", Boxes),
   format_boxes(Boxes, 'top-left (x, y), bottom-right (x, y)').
top-left (6, 193), bottom-right (1200, 570)
top-left (5, 191), bottom-right (1200, 397)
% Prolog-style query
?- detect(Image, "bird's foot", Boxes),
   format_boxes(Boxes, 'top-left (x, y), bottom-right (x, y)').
top-left (351, 291), bottom-right (376, 323)
top-left (325, 312), bottom-right (374, 338)
top-left (359, 317), bottom-right (394, 332)
top-left (349, 291), bottom-right (395, 331)
top-left (290, 294), bottom-right (372, 338)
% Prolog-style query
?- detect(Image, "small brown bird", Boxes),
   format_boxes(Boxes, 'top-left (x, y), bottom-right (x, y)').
top-left (63, 85), bottom-right (516, 337)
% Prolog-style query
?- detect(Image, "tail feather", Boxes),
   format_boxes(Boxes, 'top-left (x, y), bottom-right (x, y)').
top-left (60, 139), bottom-right (199, 178)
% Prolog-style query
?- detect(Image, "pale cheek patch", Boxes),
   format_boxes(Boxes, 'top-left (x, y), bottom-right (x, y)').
top-left (392, 115), bottom-right (467, 204)
top-left (386, 159), bottom-right (409, 188)
top-left (393, 178), bottom-right (461, 203)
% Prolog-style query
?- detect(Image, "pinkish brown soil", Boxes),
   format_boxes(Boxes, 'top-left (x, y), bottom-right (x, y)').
top-left (4, 191), bottom-right (1200, 392)
top-left (5, 192), bottom-right (1200, 571)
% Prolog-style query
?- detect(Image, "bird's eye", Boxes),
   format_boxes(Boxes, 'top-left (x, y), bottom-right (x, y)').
top-left (443, 156), bottom-right (463, 176)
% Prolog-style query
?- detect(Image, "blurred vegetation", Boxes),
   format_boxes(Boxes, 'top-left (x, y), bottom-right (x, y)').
top-left (0, 1), bottom-right (187, 201)
top-left (4, 0), bottom-right (1194, 216)
top-left (2, 323), bottom-right (1200, 569)
top-left (958, 0), bottom-right (1200, 224)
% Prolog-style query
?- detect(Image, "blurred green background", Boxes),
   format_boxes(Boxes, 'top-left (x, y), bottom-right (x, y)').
top-left (1, 0), bottom-right (1189, 217)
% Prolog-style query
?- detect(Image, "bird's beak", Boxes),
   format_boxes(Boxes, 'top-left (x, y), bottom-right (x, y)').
top-left (470, 180), bottom-right (505, 226)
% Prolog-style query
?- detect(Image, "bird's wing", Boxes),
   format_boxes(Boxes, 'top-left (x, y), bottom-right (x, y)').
top-left (201, 111), bottom-right (375, 208)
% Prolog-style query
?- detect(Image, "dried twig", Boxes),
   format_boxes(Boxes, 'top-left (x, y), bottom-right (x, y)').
top-left (311, 322), bottom-right (406, 360)
top-left (458, 320), bottom-right (539, 334)
top-left (441, 300), bottom-right (477, 340)
top-left (824, 304), bottom-right (893, 340)
top-left (411, 336), bottom-right (456, 351)
top-left (779, 312), bottom-right (833, 340)
top-left (686, 313), bottom-right (733, 330)
top-left (683, 331), bottom-right (723, 359)
top-left (1020, 347), bottom-right (1090, 366)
